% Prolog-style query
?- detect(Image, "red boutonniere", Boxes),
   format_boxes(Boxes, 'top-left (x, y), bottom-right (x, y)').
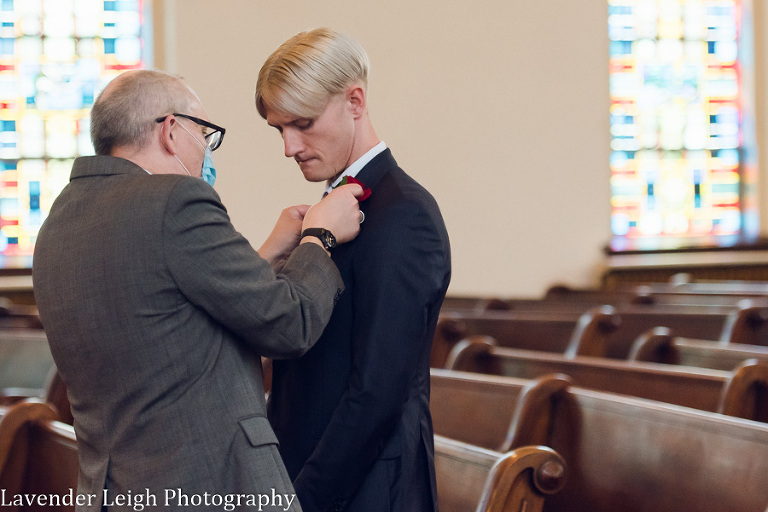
top-left (335, 176), bottom-right (372, 202)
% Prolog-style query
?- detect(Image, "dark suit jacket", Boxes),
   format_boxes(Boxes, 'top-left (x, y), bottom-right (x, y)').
top-left (269, 149), bottom-right (451, 512)
top-left (33, 155), bottom-right (343, 512)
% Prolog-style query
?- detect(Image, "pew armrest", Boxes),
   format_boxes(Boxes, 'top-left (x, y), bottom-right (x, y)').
top-left (719, 300), bottom-right (768, 345)
top-left (433, 316), bottom-right (470, 368)
top-left (444, 335), bottom-right (498, 372)
top-left (0, 399), bottom-right (58, 474)
top-left (628, 327), bottom-right (681, 365)
top-left (565, 305), bottom-right (620, 358)
top-left (0, 387), bottom-right (45, 406)
top-left (435, 435), bottom-right (567, 512)
top-left (718, 359), bottom-right (768, 422)
top-left (476, 445), bottom-right (567, 512)
top-left (502, 374), bottom-right (571, 451)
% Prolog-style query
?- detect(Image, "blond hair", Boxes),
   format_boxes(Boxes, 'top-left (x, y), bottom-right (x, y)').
top-left (255, 28), bottom-right (370, 119)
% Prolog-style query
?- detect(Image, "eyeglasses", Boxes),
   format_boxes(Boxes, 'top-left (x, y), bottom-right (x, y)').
top-left (155, 113), bottom-right (226, 151)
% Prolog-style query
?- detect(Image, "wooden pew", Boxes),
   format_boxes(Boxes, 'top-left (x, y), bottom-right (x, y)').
top-left (444, 336), bottom-right (768, 422)
top-left (0, 399), bottom-right (78, 512)
top-left (0, 297), bottom-right (43, 330)
top-left (549, 381), bottom-right (768, 511)
top-left (545, 282), bottom-right (768, 307)
top-left (0, 330), bottom-right (55, 392)
top-left (40, 369), bottom-right (73, 426)
top-left (1, 367), bottom-right (73, 426)
top-left (430, 369), bottom-right (768, 512)
top-left (441, 296), bottom-right (517, 313)
top-left (0, 400), bottom-right (59, 475)
top-left (544, 284), bottom-right (660, 306)
top-left (435, 437), bottom-right (566, 512)
top-left (0, 328), bottom-right (73, 426)
top-left (432, 309), bottom-right (588, 368)
top-left (18, 420), bottom-right (79, 511)
top-left (437, 287), bottom-right (768, 370)
top-left (441, 284), bottom-right (757, 313)
top-left (560, 301), bottom-right (768, 356)
top-left (629, 326), bottom-right (768, 371)
top-left (636, 275), bottom-right (768, 295)
top-left (431, 369), bottom-right (570, 452)
top-left (455, 277), bottom-right (768, 314)
top-left (435, 301), bottom-right (768, 368)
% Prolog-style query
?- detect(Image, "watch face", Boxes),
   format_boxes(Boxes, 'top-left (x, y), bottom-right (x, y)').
top-left (324, 231), bottom-right (337, 248)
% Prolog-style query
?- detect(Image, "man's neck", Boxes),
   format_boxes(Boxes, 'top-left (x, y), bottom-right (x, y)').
top-left (327, 140), bottom-right (387, 191)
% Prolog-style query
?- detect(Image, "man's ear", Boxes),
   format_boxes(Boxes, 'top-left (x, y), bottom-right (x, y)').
top-left (347, 84), bottom-right (367, 118)
top-left (159, 116), bottom-right (178, 155)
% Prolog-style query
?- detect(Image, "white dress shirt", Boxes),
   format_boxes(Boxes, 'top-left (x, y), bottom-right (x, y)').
top-left (324, 141), bottom-right (387, 196)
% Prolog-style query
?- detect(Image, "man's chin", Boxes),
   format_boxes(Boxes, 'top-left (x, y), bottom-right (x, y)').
top-left (298, 165), bottom-right (333, 183)
top-left (300, 172), bottom-right (327, 183)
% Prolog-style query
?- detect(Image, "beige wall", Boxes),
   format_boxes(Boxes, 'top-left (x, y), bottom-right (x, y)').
top-left (154, 0), bottom-right (765, 298)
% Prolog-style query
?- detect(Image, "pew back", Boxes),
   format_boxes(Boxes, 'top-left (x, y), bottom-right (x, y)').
top-left (430, 369), bottom-right (768, 512)
top-left (435, 435), bottom-right (499, 511)
top-left (445, 337), bottom-right (768, 420)
top-left (546, 388), bottom-right (768, 512)
top-left (434, 436), bottom-right (567, 512)
top-left (545, 283), bottom-right (768, 307)
top-left (431, 370), bottom-right (529, 450)
top-left (433, 310), bottom-right (582, 367)
top-left (0, 330), bottom-right (54, 390)
top-left (0, 400), bottom-right (78, 512)
top-left (21, 421), bottom-right (79, 510)
top-left (437, 302), bottom-right (768, 368)
top-left (629, 327), bottom-right (768, 370)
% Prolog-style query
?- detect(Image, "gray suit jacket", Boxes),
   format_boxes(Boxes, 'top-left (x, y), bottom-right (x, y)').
top-left (33, 155), bottom-right (343, 512)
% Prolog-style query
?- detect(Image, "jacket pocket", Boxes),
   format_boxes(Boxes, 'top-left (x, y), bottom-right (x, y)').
top-left (238, 416), bottom-right (279, 447)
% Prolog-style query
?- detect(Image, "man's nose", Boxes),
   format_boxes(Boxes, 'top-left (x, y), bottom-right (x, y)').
top-left (282, 130), bottom-right (303, 157)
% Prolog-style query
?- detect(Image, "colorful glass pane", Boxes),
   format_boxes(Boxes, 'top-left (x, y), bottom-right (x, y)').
top-left (0, 0), bottom-right (148, 268)
top-left (608, 0), bottom-right (758, 251)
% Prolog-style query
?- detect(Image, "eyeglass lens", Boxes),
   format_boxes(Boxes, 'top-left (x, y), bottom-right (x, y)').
top-left (205, 131), bottom-right (222, 151)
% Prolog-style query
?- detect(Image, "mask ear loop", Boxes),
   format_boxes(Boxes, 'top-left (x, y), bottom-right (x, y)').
top-left (174, 155), bottom-right (192, 176)
top-left (161, 122), bottom-right (191, 176)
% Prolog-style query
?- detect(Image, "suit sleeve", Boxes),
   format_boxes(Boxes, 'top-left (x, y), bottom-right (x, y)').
top-left (293, 199), bottom-right (448, 511)
top-left (162, 178), bottom-right (343, 358)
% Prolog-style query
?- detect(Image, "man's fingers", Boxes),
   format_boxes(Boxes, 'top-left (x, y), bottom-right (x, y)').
top-left (292, 204), bottom-right (311, 218)
top-left (335, 183), bottom-right (364, 198)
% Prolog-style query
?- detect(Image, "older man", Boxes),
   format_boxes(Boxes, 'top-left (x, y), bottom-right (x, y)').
top-left (33, 69), bottom-right (363, 512)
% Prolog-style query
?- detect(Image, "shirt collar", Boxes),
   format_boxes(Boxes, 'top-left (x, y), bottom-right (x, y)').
top-left (325, 141), bottom-right (387, 195)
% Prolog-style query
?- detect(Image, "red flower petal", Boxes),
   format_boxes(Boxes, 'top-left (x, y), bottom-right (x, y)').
top-left (343, 176), bottom-right (372, 202)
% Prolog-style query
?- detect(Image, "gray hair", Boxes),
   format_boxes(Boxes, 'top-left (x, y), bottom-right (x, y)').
top-left (90, 69), bottom-right (197, 155)
top-left (255, 28), bottom-right (370, 119)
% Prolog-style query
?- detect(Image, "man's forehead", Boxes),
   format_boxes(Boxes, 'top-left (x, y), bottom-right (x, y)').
top-left (266, 109), bottom-right (308, 128)
top-left (187, 101), bottom-right (209, 121)
top-left (264, 94), bottom-right (344, 127)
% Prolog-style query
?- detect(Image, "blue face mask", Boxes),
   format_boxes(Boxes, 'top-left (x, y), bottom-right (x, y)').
top-left (201, 146), bottom-right (216, 187)
top-left (177, 121), bottom-right (217, 187)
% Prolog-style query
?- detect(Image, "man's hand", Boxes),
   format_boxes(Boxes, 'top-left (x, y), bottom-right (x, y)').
top-left (258, 204), bottom-right (311, 271)
top-left (302, 183), bottom-right (364, 246)
top-left (260, 183), bottom-right (364, 268)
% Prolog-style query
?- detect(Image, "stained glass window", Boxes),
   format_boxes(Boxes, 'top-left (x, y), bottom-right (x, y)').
top-left (608, 0), bottom-right (758, 252)
top-left (0, 0), bottom-right (150, 268)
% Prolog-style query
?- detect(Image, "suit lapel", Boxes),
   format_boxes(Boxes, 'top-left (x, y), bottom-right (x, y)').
top-left (354, 148), bottom-right (397, 191)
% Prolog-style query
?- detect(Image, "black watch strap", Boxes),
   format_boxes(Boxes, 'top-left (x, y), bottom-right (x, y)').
top-left (301, 228), bottom-right (337, 250)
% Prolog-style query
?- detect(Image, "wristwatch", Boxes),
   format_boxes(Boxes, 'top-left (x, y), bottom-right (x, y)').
top-left (301, 228), bottom-right (337, 251)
